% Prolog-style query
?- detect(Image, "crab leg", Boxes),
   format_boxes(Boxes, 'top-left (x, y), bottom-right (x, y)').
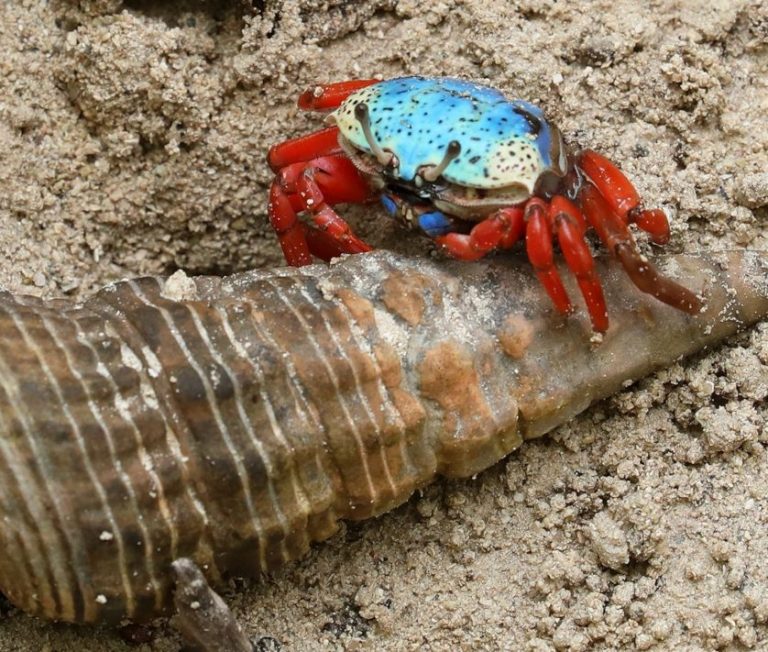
top-left (297, 79), bottom-right (379, 111)
top-left (435, 207), bottom-right (525, 261)
top-left (269, 155), bottom-right (373, 265)
top-left (267, 126), bottom-right (343, 171)
top-left (525, 198), bottom-right (573, 316)
top-left (579, 184), bottom-right (702, 313)
top-left (550, 196), bottom-right (609, 333)
top-left (578, 150), bottom-right (671, 245)
top-left (295, 166), bottom-right (372, 256)
top-left (269, 182), bottom-right (312, 265)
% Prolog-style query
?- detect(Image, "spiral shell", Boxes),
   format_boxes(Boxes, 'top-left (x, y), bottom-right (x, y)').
top-left (0, 250), bottom-right (765, 625)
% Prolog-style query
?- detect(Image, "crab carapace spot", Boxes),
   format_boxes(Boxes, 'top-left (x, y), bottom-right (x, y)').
top-left (512, 104), bottom-right (542, 137)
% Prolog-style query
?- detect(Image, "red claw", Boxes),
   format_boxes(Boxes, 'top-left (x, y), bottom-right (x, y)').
top-left (267, 127), bottom-right (341, 171)
top-left (436, 207), bottom-right (525, 260)
top-left (268, 147), bottom-right (374, 265)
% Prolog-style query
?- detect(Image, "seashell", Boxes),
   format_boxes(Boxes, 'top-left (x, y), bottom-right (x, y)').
top-left (0, 250), bottom-right (765, 634)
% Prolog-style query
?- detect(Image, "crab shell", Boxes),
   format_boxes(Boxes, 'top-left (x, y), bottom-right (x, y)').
top-left (328, 76), bottom-right (569, 218)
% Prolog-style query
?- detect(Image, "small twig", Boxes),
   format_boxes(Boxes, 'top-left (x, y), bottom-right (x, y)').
top-left (172, 558), bottom-right (252, 652)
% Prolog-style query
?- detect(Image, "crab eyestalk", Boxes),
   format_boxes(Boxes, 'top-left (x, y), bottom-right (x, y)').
top-left (421, 140), bottom-right (462, 182)
top-left (354, 102), bottom-right (397, 168)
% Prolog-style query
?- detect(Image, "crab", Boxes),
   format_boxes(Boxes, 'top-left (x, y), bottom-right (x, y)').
top-left (267, 76), bottom-right (702, 332)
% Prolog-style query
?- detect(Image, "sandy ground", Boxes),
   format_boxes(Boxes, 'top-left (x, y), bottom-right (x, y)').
top-left (0, 0), bottom-right (767, 650)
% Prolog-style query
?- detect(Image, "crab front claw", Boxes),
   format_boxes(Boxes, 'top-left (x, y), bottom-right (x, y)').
top-left (267, 128), bottom-right (375, 266)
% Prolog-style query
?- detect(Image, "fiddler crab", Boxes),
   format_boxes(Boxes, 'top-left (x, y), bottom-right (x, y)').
top-left (267, 76), bottom-right (701, 332)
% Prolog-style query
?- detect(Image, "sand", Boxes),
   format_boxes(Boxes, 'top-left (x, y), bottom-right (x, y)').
top-left (0, 0), bottom-right (767, 650)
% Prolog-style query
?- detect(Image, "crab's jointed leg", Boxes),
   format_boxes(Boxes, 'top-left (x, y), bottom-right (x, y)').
top-left (435, 207), bottom-right (525, 261)
top-left (579, 183), bottom-right (702, 314)
top-left (524, 198), bottom-right (574, 318)
top-left (548, 196), bottom-right (610, 332)
top-left (575, 150), bottom-right (702, 314)
top-left (579, 150), bottom-right (671, 245)
top-left (298, 79), bottom-right (379, 111)
top-left (267, 126), bottom-right (342, 171)
top-left (269, 153), bottom-right (374, 266)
